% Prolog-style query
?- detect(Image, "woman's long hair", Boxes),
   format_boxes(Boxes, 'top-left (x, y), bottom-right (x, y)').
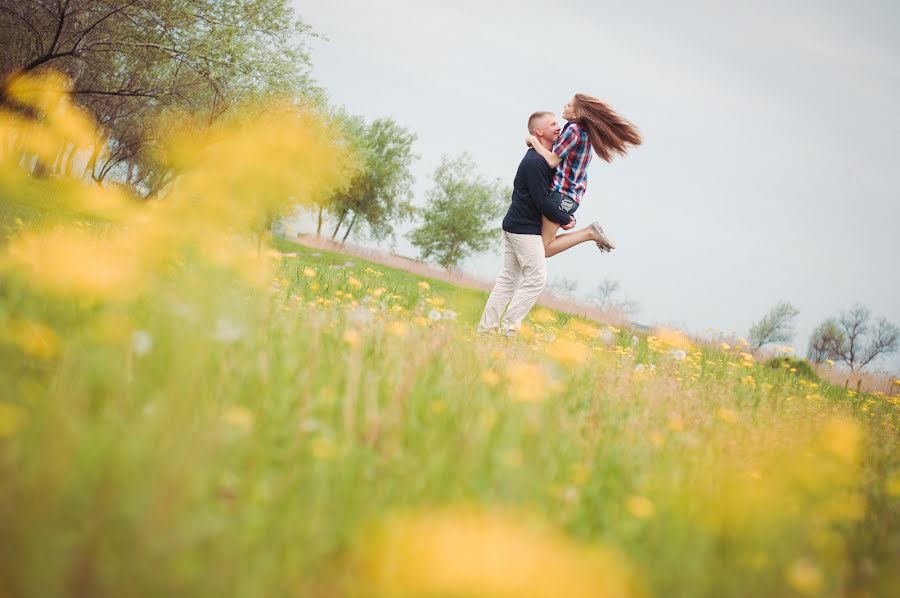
top-left (572, 93), bottom-right (642, 162)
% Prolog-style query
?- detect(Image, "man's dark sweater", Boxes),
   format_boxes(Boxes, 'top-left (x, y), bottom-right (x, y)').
top-left (502, 148), bottom-right (572, 235)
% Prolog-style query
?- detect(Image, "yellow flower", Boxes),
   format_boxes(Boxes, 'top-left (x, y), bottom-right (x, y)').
top-left (626, 495), bottom-right (655, 519)
top-left (545, 337), bottom-right (589, 368)
top-left (222, 406), bottom-right (253, 433)
top-left (386, 321), bottom-right (409, 337)
top-left (343, 329), bottom-right (362, 347)
top-left (347, 276), bottom-right (362, 289)
top-left (720, 342), bottom-right (731, 351)
top-left (504, 361), bottom-right (558, 403)
top-left (417, 280), bottom-right (430, 290)
top-left (718, 408), bottom-right (738, 423)
top-left (364, 267), bottom-right (384, 277)
top-left (0, 402), bottom-right (27, 439)
top-left (353, 508), bottom-right (636, 598)
top-left (4, 319), bottom-right (61, 359)
top-left (820, 417), bottom-right (860, 462)
top-left (786, 558), bottom-right (823, 595)
top-left (302, 267), bottom-right (317, 278)
top-left (481, 369), bottom-right (501, 387)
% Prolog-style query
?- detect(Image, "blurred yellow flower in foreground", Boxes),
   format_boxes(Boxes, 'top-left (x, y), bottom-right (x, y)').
top-left (347, 276), bottom-right (363, 289)
top-left (626, 496), bottom-right (655, 519)
top-left (3, 228), bottom-right (155, 300)
top-left (0, 402), bottom-right (27, 439)
top-left (3, 318), bottom-right (61, 359)
top-left (785, 558), bottom-right (823, 595)
top-left (820, 417), bottom-right (861, 463)
top-left (352, 507), bottom-right (639, 598)
top-left (417, 281), bottom-right (430, 290)
top-left (503, 361), bottom-right (559, 403)
top-left (221, 406), bottom-right (253, 433)
top-left (303, 267), bottom-right (317, 278)
top-left (545, 337), bottom-right (590, 368)
top-left (652, 328), bottom-right (693, 351)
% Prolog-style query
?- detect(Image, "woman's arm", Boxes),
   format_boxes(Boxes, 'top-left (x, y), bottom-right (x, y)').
top-left (526, 134), bottom-right (561, 168)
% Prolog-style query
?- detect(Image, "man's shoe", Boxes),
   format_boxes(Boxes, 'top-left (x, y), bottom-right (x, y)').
top-left (590, 222), bottom-right (615, 251)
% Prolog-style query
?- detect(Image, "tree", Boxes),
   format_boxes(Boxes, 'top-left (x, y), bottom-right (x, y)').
top-left (807, 319), bottom-right (844, 364)
top-left (408, 153), bottom-right (507, 270)
top-left (748, 300), bottom-right (800, 349)
top-left (547, 277), bottom-right (579, 299)
top-left (589, 278), bottom-right (639, 317)
top-left (807, 305), bottom-right (900, 371)
top-left (1, 0), bottom-right (320, 193)
top-left (328, 116), bottom-right (417, 243)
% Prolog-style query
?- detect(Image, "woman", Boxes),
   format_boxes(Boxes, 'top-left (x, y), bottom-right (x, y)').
top-left (526, 93), bottom-right (642, 257)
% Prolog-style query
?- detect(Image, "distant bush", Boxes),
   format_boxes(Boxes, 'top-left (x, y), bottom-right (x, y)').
top-left (766, 357), bottom-right (819, 381)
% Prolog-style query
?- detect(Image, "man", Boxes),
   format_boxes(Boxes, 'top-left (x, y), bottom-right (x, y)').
top-left (476, 111), bottom-right (576, 336)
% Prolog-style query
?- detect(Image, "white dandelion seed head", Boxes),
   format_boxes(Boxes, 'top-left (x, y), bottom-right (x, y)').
top-left (131, 330), bottom-right (153, 356)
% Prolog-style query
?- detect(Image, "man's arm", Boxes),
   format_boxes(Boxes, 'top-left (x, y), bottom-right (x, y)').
top-left (524, 160), bottom-right (572, 226)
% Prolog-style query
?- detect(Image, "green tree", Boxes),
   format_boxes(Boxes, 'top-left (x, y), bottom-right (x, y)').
top-left (749, 301), bottom-right (800, 349)
top-left (328, 116), bottom-right (417, 243)
top-left (0, 0), bottom-right (320, 192)
top-left (409, 153), bottom-right (507, 270)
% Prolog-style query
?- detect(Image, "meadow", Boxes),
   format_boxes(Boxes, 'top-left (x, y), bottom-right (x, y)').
top-left (2, 72), bottom-right (900, 598)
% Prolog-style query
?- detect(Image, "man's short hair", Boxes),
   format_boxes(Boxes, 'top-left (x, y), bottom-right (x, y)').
top-left (527, 111), bottom-right (553, 134)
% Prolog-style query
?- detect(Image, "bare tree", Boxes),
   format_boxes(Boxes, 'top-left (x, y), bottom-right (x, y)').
top-left (748, 300), bottom-right (800, 348)
top-left (547, 277), bottom-right (579, 299)
top-left (808, 305), bottom-right (900, 371)
top-left (588, 278), bottom-right (639, 317)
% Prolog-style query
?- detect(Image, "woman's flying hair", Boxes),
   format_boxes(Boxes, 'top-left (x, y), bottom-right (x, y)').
top-left (572, 93), bottom-right (642, 162)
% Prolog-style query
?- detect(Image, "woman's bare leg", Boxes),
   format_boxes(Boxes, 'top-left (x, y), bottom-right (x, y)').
top-left (541, 216), bottom-right (603, 258)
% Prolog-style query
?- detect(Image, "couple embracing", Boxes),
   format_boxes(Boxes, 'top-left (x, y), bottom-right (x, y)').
top-left (478, 93), bottom-right (641, 336)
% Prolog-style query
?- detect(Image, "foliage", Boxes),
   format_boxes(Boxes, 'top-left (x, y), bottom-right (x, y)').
top-left (765, 356), bottom-right (820, 381)
top-left (327, 115), bottom-right (417, 243)
top-left (748, 300), bottom-right (799, 348)
top-left (0, 0), bottom-right (320, 193)
top-left (408, 153), bottom-right (507, 269)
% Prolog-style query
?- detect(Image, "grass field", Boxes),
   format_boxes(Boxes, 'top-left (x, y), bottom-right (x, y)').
top-left (2, 80), bottom-right (900, 597)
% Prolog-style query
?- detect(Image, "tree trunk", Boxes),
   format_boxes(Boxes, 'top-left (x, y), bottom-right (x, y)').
top-left (64, 143), bottom-right (78, 176)
top-left (331, 209), bottom-right (347, 239)
top-left (84, 139), bottom-right (102, 179)
top-left (316, 206), bottom-right (323, 236)
top-left (341, 213), bottom-right (358, 243)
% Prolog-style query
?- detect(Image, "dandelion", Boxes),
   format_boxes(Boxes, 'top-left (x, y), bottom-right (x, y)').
top-left (5, 319), bottom-right (61, 359)
top-left (0, 402), bottom-right (26, 439)
top-left (222, 406), bottom-right (253, 433)
top-left (668, 348), bottom-right (687, 361)
top-left (372, 287), bottom-right (386, 297)
top-left (364, 267), bottom-right (383, 277)
top-left (354, 508), bottom-right (636, 598)
top-left (386, 321), bottom-right (409, 337)
top-left (546, 337), bottom-right (590, 367)
top-left (481, 369), bottom-right (500, 386)
top-left (342, 329), bottom-right (362, 347)
top-left (347, 276), bottom-right (363, 289)
top-left (786, 558), bottom-right (823, 595)
top-left (718, 408), bottom-right (738, 423)
top-left (720, 342), bottom-right (731, 351)
top-left (417, 280), bottom-right (430, 291)
top-left (131, 330), bottom-right (153, 356)
top-left (302, 267), bottom-right (317, 278)
top-left (626, 495), bottom-right (655, 519)
top-left (504, 361), bottom-right (558, 403)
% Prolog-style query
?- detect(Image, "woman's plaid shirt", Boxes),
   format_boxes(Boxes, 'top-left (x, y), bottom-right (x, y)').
top-left (551, 121), bottom-right (592, 203)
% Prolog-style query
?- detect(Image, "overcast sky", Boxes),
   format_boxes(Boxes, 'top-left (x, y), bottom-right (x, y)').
top-left (292, 0), bottom-right (900, 369)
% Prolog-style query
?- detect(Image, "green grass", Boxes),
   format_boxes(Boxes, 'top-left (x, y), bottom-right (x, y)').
top-left (2, 168), bottom-right (900, 598)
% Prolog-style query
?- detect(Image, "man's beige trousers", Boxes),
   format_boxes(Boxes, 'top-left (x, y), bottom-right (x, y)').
top-left (477, 231), bottom-right (547, 336)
